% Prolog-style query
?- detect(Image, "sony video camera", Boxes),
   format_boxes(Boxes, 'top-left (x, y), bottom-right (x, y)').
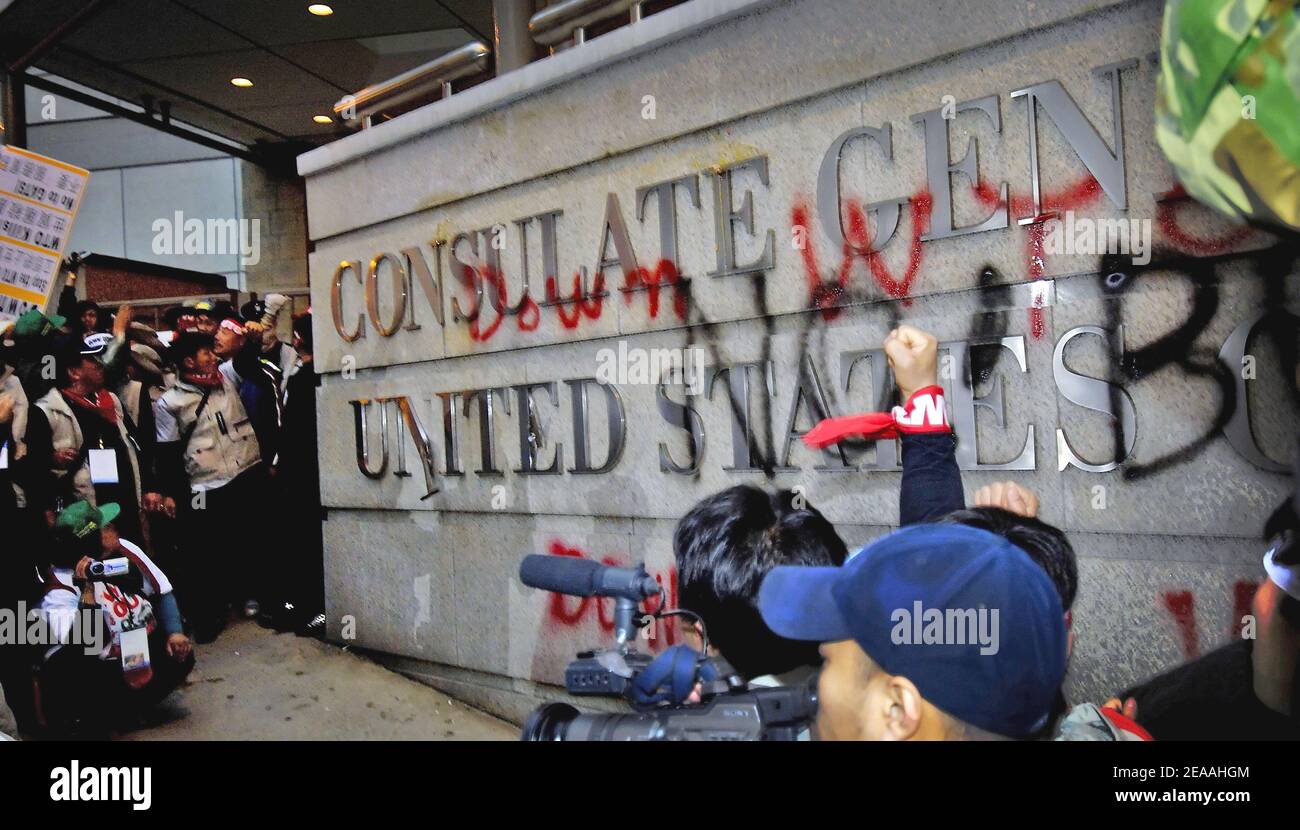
top-left (517, 554), bottom-right (818, 741)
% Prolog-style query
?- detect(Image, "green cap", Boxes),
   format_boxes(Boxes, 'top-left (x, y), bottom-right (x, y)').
top-left (53, 500), bottom-right (121, 543)
top-left (11, 309), bottom-right (66, 339)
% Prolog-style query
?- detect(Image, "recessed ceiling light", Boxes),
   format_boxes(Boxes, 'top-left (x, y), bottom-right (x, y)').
top-left (230, 77), bottom-right (253, 88)
top-left (308, 4), bottom-right (333, 15)
top-left (313, 115), bottom-right (334, 124)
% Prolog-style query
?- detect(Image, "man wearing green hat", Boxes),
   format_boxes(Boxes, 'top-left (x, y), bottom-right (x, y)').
top-left (37, 499), bottom-right (193, 737)
top-left (2, 308), bottom-right (67, 404)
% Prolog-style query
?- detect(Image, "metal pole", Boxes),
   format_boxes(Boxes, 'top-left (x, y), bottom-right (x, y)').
top-left (492, 0), bottom-right (533, 75)
top-left (1, 71), bottom-right (27, 148)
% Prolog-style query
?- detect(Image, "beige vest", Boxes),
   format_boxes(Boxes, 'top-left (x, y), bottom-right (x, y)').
top-left (159, 375), bottom-right (261, 490)
top-left (115, 378), bottom-right (144, 428)
top-left (34, 387), bottom-right (142, 509)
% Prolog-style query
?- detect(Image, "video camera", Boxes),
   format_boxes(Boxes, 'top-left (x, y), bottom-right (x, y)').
top-left (74, 556), bottom-right (142, 593)
top-left (517, 554), bottom-right (818, 740)
top-left (85, 557), bottom-right (130, 582)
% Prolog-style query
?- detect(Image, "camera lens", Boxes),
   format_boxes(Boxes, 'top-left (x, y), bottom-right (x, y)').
top-left (520, 703), bottom-right (580, 741)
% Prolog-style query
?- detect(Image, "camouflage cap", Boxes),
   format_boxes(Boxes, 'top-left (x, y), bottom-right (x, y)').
top-left (1156, 0), bottom-right (1300, 231)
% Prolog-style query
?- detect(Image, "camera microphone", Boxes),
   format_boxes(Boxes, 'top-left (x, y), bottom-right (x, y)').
top-left (518, 555), bottom-right (660, 601)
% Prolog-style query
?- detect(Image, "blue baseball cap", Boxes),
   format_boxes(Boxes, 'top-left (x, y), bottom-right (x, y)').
top-left (759, 523), bottom-right (1067, 737)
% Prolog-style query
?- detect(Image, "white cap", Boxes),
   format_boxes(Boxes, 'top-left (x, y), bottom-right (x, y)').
top-left (1263, 532), bottom-right (1300, 601)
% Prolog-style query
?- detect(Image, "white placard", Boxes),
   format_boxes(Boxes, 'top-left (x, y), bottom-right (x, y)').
top-left (0, 145), bottom-right (89, 325)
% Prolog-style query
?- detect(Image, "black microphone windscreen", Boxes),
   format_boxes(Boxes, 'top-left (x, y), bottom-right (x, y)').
top-left (518, 554), bottom-right (602, 597)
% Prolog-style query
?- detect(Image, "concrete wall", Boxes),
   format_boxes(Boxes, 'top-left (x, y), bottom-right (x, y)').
top-left (297, 0), bottom-right (1298, 723)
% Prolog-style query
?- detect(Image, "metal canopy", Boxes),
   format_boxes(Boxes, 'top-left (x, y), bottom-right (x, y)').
top-left (0, 0), bottom-right (494, 166)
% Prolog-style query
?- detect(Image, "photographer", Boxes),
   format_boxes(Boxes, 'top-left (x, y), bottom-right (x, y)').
top-left (37, 500), bottom-right (193, 737)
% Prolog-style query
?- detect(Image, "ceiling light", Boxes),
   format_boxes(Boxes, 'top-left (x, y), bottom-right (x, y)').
top-left (231, 77), bottom-right (253, 88)
top-left (308, 4), bottom-right (333, 15)
top-left (313, 115), bottom-right (334, 124)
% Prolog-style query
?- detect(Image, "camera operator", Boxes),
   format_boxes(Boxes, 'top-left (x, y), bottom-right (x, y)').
top-left (37, 500), bottom-right (193, 737)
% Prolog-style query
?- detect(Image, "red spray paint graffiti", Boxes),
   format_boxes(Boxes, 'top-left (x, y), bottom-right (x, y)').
top-left (622, 258), bottom-right (688, 321)
top-left (1156, 185), bottom-right (1256, 256)
top-left (458, 174), bottom-right (1260, 343)
top-left (971, 176), bottom-right (1102, 339)
top-left (542, 539), bottom-right (678, 649)
top-left (1161, 580), bottom-right (1260, 660)
top-left (1162, 590), bottom-right (1198, 660)
top-left (791, 190), bottom-right (933, 321)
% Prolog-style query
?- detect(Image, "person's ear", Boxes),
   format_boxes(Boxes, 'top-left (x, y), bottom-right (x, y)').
top-left (880, 675), bottom-right (924, 741)
top-left (688, 620), bottom-right (711, 653)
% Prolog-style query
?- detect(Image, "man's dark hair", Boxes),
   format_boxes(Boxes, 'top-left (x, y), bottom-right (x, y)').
top-left (49, 528), bottom-right (98, 569)
top-left (53, 336), bottom-right (94, 389)
top-left (292, 312), bottom-right (313, 355)
top-left (940, 507), bottom-right (1078, 610)
top-left (673, 485), bottom-right (848, 679)
top-left (170, 331), bottom-right (215, 366)
top-left (72, 300), bottom-right (102, 331)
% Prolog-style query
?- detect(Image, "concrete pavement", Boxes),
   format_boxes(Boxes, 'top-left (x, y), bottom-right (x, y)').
top-left (0, 620), bottom-right (518, 741)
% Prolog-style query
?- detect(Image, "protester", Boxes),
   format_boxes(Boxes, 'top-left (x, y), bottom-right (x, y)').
top-left (6, 309), bottom-right (67, 402)
top-left (216, 294), bottom-right (292, 469)
top-left (938, 482), bottom-right (1080, 729)
top-left (68, 300), bottom-right (106, 337)
top-left (24, 317), bottom-right (148, 544)
top-left (37, 500), bottom-right (193, 737)
top-left (0, 373), bottom-right (41, 735)
top-left (191, 300), bottom-right (235, 337)
top-left (758, 522), bottom-right (1068, 740)
top-left (1115, 494), bottom-right (1300, 740)
top-left (271, 311), bottom-right (325, 636)
top-left (149, 331), bottom-right (266, 642)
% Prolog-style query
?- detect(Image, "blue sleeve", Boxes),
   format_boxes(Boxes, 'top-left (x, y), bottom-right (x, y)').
top-left (155, 591), bottom-right (183, 636)
top-left (899, 432), bottom-right (964, 526)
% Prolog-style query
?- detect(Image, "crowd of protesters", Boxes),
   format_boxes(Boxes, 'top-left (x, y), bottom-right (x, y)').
top-left (0, 278), bottom-right (324, 737)
top-left (671, 325), bottom-right (1300, 741)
